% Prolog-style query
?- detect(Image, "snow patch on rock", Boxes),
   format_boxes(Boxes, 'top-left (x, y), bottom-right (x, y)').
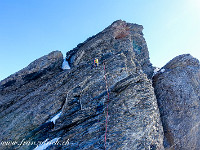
top-left (62, 59), bottom-right (70, 70)
top-left (50, 111), bottom-right (62, 124)
top-left (34, 137), bottom-right (60, 150)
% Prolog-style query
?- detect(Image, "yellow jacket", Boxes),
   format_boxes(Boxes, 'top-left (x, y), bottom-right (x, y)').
top-left (94, 59), bottom-right (98, 64)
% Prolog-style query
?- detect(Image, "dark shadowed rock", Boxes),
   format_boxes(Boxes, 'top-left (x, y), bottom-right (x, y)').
top-left (0, 20), bottom-right (164, 150)
top-left (0, 51), bottom-right (64, 150)
top-left (153, 54), bottom-right (200, 149)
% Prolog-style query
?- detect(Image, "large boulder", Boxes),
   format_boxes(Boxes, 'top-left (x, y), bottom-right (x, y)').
top-left (153, 54), bottom-right (200, 149)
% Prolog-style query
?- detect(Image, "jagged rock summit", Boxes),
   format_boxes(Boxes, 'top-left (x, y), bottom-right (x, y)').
top-left (66, 20), bottom-right (154, 78)
top-left (2, 19), bottom-right (200, 150)
top-left (0, 20), bottom-right (164, 150)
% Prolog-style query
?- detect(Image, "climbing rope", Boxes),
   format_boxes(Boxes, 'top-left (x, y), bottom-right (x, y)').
top-left (103, 62), bottom-right (109, 150)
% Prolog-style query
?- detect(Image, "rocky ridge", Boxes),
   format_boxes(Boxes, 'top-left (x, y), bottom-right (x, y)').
top-left (0, 20), bottom-right (200, 150)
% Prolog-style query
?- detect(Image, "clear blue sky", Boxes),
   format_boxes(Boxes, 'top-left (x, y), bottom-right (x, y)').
top-left (0, 0), bottom-right (199, 81)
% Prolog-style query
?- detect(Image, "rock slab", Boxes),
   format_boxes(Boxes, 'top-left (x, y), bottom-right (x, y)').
top-left (153, 54), bottom-right (200, 149)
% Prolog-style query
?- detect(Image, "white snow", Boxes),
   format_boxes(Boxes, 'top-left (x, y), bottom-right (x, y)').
top-left (50, 111), bottom-right (62, 124)
top-left (34, 137), bottom-right (60, 150)
top-left (160, 68), bottom-right (165, 73)
top-left (62, 59), bottom-right (70, 70)
top-left (153, 67), bottom-right (160, 76)
top-left (152, 67), bottom-right (166, 77)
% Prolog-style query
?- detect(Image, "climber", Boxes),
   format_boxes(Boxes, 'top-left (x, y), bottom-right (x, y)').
top-left (94, 58), bottom-right (99, 67)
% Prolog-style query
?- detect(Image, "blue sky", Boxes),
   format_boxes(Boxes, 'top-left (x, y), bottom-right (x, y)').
top-left (0, 0), bottom-right (199, 80)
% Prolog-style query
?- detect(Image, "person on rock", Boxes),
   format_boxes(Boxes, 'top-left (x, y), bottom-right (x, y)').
top-left (94, 58), bottom-right (99, 67)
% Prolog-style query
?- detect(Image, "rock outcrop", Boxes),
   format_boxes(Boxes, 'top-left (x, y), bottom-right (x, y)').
top-left (52, 20), bottom-right (163, 150)
top-left (66, 20), bottom-right (154, 79)
top-left (0, 51), bottom-right (65, 149)
top-left (0, 20), bottom-right (163, 150)
top-left (153, 54), bottom-right (200, 149)
top-left (2, 20), bottom-right (200, 150)
top-left (0, 20), bottom-right (164, 150)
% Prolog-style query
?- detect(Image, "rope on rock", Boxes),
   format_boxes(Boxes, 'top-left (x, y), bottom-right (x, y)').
top-left (103, 62), bottom-right (109, 150)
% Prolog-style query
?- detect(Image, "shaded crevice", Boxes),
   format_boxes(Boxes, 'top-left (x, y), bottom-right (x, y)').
top-left (1, 79), bottom-right (16, 89)
top-left (52, 114), bottom-right (99, 133)
top-left (24, 121), bottom-right (54, 141)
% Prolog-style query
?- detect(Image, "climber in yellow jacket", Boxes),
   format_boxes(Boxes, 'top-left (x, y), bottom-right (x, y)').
top-left (94, 58), bottom-right (99, 67)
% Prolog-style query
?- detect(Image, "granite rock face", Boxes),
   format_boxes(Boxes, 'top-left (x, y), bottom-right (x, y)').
top-left (0, 51), bottom-right (65, 149)
top-left (0, 20), bottom-right (164, 150)
top-left (153, 54), bottom-right (200, 149)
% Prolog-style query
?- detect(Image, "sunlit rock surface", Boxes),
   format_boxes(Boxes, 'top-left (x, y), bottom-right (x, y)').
top-left (0, 20), bottom-right (164, 150)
